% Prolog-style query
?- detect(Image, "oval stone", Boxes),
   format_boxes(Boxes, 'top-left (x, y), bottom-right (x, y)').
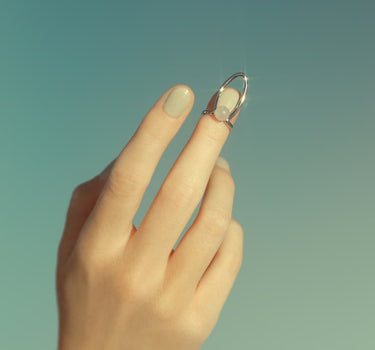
top-left (214, 105), bottom-right (230, 121)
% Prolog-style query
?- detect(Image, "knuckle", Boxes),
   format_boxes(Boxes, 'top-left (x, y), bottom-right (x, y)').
top-left (219, 171), bottom-right (235, 193)
top-left (201, 208), bottom-right (231, 235)
top-left (74, 242), bottom-right (102, 274)
top-left (235, 244), bottom-right (243, 271)
top-left (231, 219), bottom-right (244, 236)
top-left (71, 183), bottom-right (83, 195)
top-left (161, 177), bottom-right (197, 208)
top-left (182, 310), bottom-right (211, 343)
top-left (138, 120), bottom-right (165, 145)
top-left (121, 277), bottom-right (152, 304)
top-left (151, 276), bottom-right (190, 322)
top-left (230, 220), bottom-right (244, 267)
top-left (206, 128), bottom-right (223, 143)
top-left (211, 166), bottom-right (235, 194)
top-left (227, 173), bottom-right (236, 191)
top-left (152, 293), bottom-right (178, 322)
top-left (120, 264), bottom-right (161, 305)
top-left (71, 176), bottom-right (97, 199)
top-left (70, 183), bottom-right (86, 201)
top-left (106, 165), bottom-right (146, 199)
top-left (64, 245), bottom-right (100, 288)
top-left (198, 118), bottom-right (226, 144)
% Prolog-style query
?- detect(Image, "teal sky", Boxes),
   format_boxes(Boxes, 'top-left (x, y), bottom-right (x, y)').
top-left (1, 0), bottom-right (374, 349)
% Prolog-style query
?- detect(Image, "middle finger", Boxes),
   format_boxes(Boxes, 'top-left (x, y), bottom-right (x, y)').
top-left (126, 87), bottom-right (241, 270)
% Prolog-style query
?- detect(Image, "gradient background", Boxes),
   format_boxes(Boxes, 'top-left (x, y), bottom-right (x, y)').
top-left (1, 0), bottom-right (374, 349)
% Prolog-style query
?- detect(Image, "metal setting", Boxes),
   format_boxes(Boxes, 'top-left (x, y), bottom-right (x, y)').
top-left (202, 72), bottom-right (248, 131)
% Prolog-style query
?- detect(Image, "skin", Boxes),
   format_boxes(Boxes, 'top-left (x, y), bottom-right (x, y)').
top-left (56, 84), bottom-right (244, 350)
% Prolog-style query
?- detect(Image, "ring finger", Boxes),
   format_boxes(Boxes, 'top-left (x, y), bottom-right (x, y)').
top-left (162, 156), bottom-right (235, 302)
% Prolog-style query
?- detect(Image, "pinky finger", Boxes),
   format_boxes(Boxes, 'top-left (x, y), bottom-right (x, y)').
top-left (192, 218), bottom-right (244, 322)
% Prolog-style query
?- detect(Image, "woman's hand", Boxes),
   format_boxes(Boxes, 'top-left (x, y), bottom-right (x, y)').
top-left (56, 84), bottom-right (244, 350)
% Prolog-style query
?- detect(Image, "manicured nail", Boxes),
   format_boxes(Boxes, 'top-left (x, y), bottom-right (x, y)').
top-left (214, 88), bottom-right (240, 121)
top-left (215, 156), bottom-right (230, 170)
top-left (163, 86), bottom-right (191, 118)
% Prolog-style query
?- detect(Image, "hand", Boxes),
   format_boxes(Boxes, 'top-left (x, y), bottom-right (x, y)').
top-left (56, 83), bottom-right (244, 350)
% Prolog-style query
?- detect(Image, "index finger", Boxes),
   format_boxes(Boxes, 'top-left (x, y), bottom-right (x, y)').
top-left (77, 84), bottom-right (195, 257)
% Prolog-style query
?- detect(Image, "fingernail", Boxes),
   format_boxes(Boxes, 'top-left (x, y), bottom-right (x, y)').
top-left (163, 86), bottom-right (192, 118)
top-left (214, 88), bottom-right (240, 121)
top-left (215, 156), bottom-right (230, 170)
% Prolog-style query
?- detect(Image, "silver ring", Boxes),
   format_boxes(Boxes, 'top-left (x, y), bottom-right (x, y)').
top-left (202, 72), bottom-right (248, 131)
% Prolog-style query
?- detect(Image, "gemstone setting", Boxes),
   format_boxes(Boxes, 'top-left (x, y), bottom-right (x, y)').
top-left (214, 105), bottom-right (230, 121)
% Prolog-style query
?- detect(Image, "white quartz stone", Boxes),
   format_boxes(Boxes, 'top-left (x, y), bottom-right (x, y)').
top-left (214, 105), bottom-right (230, 121)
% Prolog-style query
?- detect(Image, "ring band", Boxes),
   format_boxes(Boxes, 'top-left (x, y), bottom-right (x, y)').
top-left (202, 72), bottom-right (248, 132)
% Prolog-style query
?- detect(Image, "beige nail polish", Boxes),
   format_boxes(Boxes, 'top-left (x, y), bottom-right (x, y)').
top-left (163, 86), bottom-right (191, 118)
top-left (216, 88), bottom-right (239, 117)
top-left (215, 156), bottom-right (230, 170)
top-left (211, 88), bottom-right (240, 122)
